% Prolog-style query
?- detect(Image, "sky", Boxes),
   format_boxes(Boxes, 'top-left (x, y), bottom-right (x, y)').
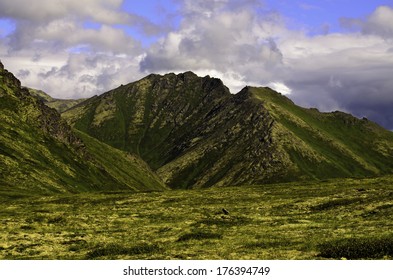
top-left (1, 0), bottom-right (393, 129)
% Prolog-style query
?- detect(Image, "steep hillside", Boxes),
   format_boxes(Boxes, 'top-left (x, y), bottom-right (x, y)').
top-left (0, 61), bottom-right (166, 196)
top-left (248, 87), bottom-right (393, 180)
top-left (63, 72), bottom-right (393, 188)
top-left (28, 88), bottom-right (86, 113)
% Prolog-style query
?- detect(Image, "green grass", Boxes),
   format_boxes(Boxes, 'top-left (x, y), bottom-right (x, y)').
top-left (318, 235), bottom-right (393, 259)
top-left (1, 176), bottom-right (392, 260)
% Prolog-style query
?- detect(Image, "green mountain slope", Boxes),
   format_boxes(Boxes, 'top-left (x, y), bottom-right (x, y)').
top-left (28, 88), bottom-right (86, 113)
top-left (63, 72), bottom-right (393, 188)
top-left (0, 61), bottom-right (166, 196)
top-left (248, 86), bottom-right (393, 180)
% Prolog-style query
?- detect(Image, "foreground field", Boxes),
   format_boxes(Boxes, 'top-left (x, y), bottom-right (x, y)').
top-left (1, 176), bottom-right (393, 259)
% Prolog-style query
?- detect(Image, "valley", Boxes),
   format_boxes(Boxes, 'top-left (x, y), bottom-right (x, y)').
top-left (1, 176), bottom-right (392, 259)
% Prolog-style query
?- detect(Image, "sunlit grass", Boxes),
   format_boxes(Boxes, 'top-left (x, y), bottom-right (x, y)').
top-left (1, 176), bottom-right (392, 259)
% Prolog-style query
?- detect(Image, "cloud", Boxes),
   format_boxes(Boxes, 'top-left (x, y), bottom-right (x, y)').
top-left (281, 32), bottom-right (393, 128)
top-left (340, 5), bottom-right (393, 39)
top-left (267, 82), bottom-right (292, 95)
top-left (29, 52), bottom-right (145, 99)
top-left (0, 0), bottom-right (154, 98)
top-left (363, 6), bottom-right (393, 38)
top-left (140, 0), bottom-right (287, 92)
top-left (0, 0), bottom-right (130, 25)
top-left (0, 0), bottom-right (165, 54)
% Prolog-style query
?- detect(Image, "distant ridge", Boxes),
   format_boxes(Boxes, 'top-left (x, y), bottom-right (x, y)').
top-left (28, 87), bottom-right (87, 113)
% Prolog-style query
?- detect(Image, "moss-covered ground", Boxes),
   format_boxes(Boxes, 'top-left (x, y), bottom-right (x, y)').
top-left (1, 176), bottom-right (392, 260)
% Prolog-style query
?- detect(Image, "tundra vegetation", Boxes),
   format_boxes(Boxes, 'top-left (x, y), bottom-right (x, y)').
top-left (1, 177), bottom-right (393, 259)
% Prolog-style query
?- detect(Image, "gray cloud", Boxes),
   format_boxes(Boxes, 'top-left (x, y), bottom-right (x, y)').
top-left (284, 35), bottom-right (393, 129)
top-left (363, 6), bottom-right (393, 38)
top-left (17, 68), bottom-right (30, 78)
top-left (0, 0), bottom-right (142, 26)
top-left (0, 0), bottom-right (165, 54)
top-left (341, 5), bottom-right (393, 39)
top-left (140, 0), bottom-right (286, 91)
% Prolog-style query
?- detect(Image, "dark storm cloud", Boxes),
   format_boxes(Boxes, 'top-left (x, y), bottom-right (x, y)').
top-left (286, 43), bottom-right (393, 129)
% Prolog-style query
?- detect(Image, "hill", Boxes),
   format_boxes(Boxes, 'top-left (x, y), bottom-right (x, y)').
top-left (63, 72), bottom-right (393, 188)
top-left (28, 88), bottom-right (86, 113)
top-left (0, 61), bottom-right (167, 196)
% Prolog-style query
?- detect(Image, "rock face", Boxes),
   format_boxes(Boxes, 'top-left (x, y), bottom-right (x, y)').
top-left (64, 71), bottom-right (393, 189)
top-left (0, 61), bottom-right (167, 194)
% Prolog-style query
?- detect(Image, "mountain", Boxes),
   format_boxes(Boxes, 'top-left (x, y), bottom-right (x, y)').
top-left (62, 72), bottom-right (393, 188)
top-left (0, 61), bottom-right (166, 196)
top-left (28, 87), bottom-right (86, 113)
top-left (248, 87), bottom-right (393, 179)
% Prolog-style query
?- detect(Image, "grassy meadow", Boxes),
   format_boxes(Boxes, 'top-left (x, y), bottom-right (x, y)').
top-left (1, 176), bottom-right (393, 260)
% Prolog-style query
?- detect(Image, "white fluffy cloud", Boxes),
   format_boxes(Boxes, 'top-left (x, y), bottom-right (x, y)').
top-left (141, 0), bottom-right (288, 92)
top-left (0, 0), bottom-right (155, 98)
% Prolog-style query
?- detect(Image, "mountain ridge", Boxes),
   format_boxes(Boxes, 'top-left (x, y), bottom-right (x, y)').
top-left (3, 58), bottom-right (393, 191)
top-left (62, 71), bottom-right (393, 188)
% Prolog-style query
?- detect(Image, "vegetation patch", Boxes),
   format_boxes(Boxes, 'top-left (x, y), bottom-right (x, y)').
top-left (310, 198), bottom-right (363, 211)
top-left (317, 236), bottom-right (393, 259)
top-left (47, 216), bottom-right (67, 225)
top-left (86, 243), bottom-right (163, 259)
top-left (195, 215), bottom-right (251, 227)
top-left (244, 239), bottom-right (300, 249)
top-left (177, 230), bottom-right (223, 242)
top-left (20, 225), bottom-right (35, 230)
